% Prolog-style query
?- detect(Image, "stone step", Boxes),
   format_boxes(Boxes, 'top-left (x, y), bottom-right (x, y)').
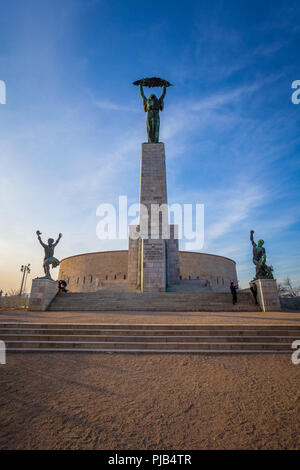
top-left (1, 323), bottom-right (298, 354)
top-left (167, 281), bottom-right (212, 292)
top-left (51, 297), bottom-right (253, 304)
top-left (1, 328), bottom-right (299, 336)
top-left (1, 334), bottom-right (297, 343)
top-left (7, 348), bottom-right (290, 354)
top-left (4, 340), bottom-right (292, 351)
top-left (52, 293), bottom-right (250, 301)
top-left (52, 304), bottom-right (254, 308)
top-left (48, 290), bottom-right (259, 312)
top-left (52, 301), bottom-right (252, 305)
top-left (2, 323), bottom-right (299, 331)
top-left (49, 302), bottom-right (255, 306)
top-left (48, 306), bottom-right (254, 310)
top-left (50, 292), bottom-right (253, 300)
top-left (48, 303), bottom-right (258, 312)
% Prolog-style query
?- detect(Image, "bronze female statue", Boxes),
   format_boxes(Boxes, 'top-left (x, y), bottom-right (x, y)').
top-left (133, 77), bottom-right (172, 143)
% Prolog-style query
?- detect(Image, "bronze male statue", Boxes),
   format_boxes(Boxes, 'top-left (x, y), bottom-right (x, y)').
top-left (250, 230), bottom-right (273, 280)
top-left (36, 230), bottom-right (62, 279)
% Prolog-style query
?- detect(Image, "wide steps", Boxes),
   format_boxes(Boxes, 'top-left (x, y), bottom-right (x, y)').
top-left (167, 280), bottom-right (211, 292)
top-left (48, 291), bottom-right (259, 312)
top-left (1, 323), bottom-right (298, 353)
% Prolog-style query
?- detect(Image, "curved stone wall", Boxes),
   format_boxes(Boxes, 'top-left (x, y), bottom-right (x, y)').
top-left (179, 251), bottom-right (237, 291)
top-left (59, 251), bottom-right (129, 293)
top-left (59, 250), bottom-right (237, 293)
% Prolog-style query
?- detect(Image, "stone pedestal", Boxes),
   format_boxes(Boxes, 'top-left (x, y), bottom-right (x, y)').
top-left (139, 142), bottom-right (167, 209)
top-left (128, 225), bottom-right (140, 289)
top-left (128, 143), bottom-right (180, 292)
top-left (141, 238), bottom-right (166, 292)
top-left (253, 279), bottom-right (281, 312)
top-left (166, 225), bottom-right (180, 286)
top-left (29, 278), bottom-right (58, 311)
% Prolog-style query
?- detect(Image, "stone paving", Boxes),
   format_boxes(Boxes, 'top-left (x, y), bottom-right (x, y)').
top-left (0, 309), bottom-right (300, 325)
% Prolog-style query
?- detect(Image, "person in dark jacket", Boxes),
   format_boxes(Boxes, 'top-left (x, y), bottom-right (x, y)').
top-left (250, 283), bottom-right (259, 305)
top-left (230, 281), bottom-right (238, 305)
top-left (58, 279), bottom-right (68, 293)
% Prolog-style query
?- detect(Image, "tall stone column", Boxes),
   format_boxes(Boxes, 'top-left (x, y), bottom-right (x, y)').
top-left (128, 143), bottom-right (179, 292)
top-left (139, 143), bottom-right (167, 210)
top-left (128, 225), bottom-right (140, 289)
top-left (167, 225), bottom-right (180, 286)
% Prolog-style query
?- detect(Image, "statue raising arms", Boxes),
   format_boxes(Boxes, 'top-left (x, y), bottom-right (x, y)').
top-left (36, 230), bottom-right (62, 279)
top-left (139, 83), bottom-right (166, 143)
top-left (133, 77), bottom-right (172, 144)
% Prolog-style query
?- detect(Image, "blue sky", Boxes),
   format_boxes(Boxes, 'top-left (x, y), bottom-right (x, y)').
top-left (0, 0), bottom-right (299, 292)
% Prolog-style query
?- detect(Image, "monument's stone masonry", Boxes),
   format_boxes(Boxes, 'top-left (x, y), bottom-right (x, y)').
top-left (179, 251), bottom-right (237, 290)
top-left (140, 238), bottom-right (166, 292)
top-left (139, 143), bottom-right (167, 207)
top-left (57, 142), bottom-right (238, 294)
top-left (254, 279), bottom-right (281, 312)
top-left (29, 278), bottom-right (58, 311)
top-left (128, 226), bottom-right (140, 289)
top-left (129, 142), bottom-right (177, 292)
top-left (59, 250), bottom-right (129, 293)
top-left (58, 250), bottom-right (238, 293)
top-left (167, 225), bottom-right (180, 286)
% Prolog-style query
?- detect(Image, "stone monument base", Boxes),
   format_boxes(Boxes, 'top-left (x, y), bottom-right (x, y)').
top-left (29, 278), bottom-right (58, 311)
top-left (253, 278), bottom-right (281, 312)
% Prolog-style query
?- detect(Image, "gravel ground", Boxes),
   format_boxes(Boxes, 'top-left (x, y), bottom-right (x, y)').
top-left (0, 352), bottom-right (299, 450)
top-left (1, 309), bottom-right (300, 325)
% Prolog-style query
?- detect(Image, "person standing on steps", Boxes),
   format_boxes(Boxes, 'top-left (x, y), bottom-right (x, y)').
top-left (250, 283), bottom-right (258, 305)
top-left (230, 281), bottom-right (238, 305)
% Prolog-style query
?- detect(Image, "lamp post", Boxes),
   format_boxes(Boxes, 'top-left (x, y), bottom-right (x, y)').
top-left (19, 264), bottom-right (30, 296)
top-left (23, 266), bottom-right (30, 294)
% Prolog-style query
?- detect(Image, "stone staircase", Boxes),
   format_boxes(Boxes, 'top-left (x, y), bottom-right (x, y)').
top-left (48, 291), bottom-right (259, 312)
top-left (167, 280), bottom-right (212, 292)
top-left (0, 323), bottom-right (298, 353)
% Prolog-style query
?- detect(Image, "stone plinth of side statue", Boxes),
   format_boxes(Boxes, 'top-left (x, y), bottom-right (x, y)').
top-left (29, 278), bottom-right (58, 311)
top-left (252, 278), bottom-right (281, 312)
top-left (29, 230), bottom-right (62, 311)
top-left (249, 230), bottom-right (281, 312)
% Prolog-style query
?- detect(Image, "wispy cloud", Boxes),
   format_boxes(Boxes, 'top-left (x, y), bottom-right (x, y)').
top-left (189, 82), bottom-right (263, 111)
top-left (95, 99), bottom-right (135, 111)
top-left (205, 185), bottom-right (266, 243)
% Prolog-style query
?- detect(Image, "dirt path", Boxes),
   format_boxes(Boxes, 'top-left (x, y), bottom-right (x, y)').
top-left (1, 309), bottom-right (300, 325)
top-left (0, 352), bottom-right (299, 449)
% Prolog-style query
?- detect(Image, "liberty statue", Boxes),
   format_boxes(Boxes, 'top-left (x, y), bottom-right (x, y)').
top-left (133, 77), bottom-right (172, 143)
